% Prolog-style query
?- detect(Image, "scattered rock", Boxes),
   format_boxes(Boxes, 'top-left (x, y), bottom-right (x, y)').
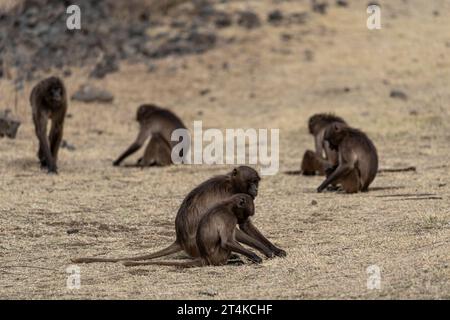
top-left (91, 129), bottom-right (104, 135)
top-left (67, 228), bottom-right (79, 235)
top-left (336, 0), bottom-right (348, 7)
top-left (390, 90), bottom-right (408, 101)
top-left (409, 109), bottom-right (418, 116)
top-left (200, 89), bottom-right (211, 96)
top-left (99, 224), bottom-right (110, 231)
top-left (149, 31), bottom-right (217, 58)
top-left (147, 63), bottom-right (158, 73)
top-left (199, 289), bottom-right (218, 297)
top-left (268, 10), bottom-right (284, 25)
top-left (1, 1), bottom-right (226, 81)
top-left (289, 12), bottom-right (309, 24)
top-left (312, 0), bottom-right (328, 14)
top-left (311, 200), bottom-right (318, 205)
top-left (71, 85), bottom-right (114, 103)
top-left (89, 55), bottom-right (119, 79)
top-left (61, 140), bottom-right (76, 151)
top-left (0, 109), bottom-right (21, 139)
top-left (237, 11), bottom-right (261, 29)
top-left (214, 11), bottom-right (232, 28)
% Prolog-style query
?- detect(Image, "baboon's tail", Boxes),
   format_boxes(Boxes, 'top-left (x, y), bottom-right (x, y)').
top-left (71, 241), bottom-right (182, 264)
top-left (123, 259), bottom-right (205, 268)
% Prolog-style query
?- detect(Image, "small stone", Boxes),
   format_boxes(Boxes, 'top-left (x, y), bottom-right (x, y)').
top-left (336, 0), bottom-right (348, 7)
top-left (61, 140), bottom-right (76, 151)
top-left (71, 85), bottom-right (114, 103)
top-left (312, 1), bottom-right (328, 15)
top-left (0, 110), bottom-right (21, 139)
top-left (268, 10), bottom-right (284, 24)
top-left (67, 229), bottom-right (79, 235)
top-left (237, 11), bottom-right (261, 29)
top-left (289, 12), bottom-right (309, 24)
top-left (390, 90), bottom-right (408, 101)
top-left (311, 200), bottom-right (318, 205)
top-left (199, 289), bottom-right (218, 297)
top-left (89, 55), bottom-right (119, 79)
top-left (147, 63), bottom-right (157, 73)
top-left (214, 12), bottom-right (232, 28)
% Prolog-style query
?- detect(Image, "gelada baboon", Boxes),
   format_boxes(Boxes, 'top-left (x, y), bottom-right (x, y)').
top-left (30, 77), bottom-right (68, 174)
top-left (72, 166), bottom-right (286, 264)
top-left (113, 104), bottom-right (188, 167)
top-left (301, 113), bottom-right (347, 175)
top-left (124, 194), bottom-right (262, 268)
top-left (317, 122), bottom-right (378, 193)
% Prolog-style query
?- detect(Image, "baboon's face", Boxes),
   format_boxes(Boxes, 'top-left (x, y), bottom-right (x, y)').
top-left (231, 166), bottom-right (261, 199)
top-left (233, 194), bottom-right (255, 222)
top-left (308, 115), bottom-right (321, 134)
top-left (136, 104), bottom-right (159, 122)
top-left (324, 122), bottom-right (347, 150)
top-left (47, 85), bottom-right (63, 104)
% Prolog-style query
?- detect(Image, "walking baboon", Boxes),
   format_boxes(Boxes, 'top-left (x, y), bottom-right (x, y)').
top-left (317, 122), bottom-right (378, 193)
top-left (301, 113), bottom-right (347, 175)
top-left (72, 166), bottom-right (286, 264)
top-left (124, 194), bottom-right (262, 268)
top-left (30, 77), bottom-right (68, 174)
top-left (113, 104), bottom-right (188, 167)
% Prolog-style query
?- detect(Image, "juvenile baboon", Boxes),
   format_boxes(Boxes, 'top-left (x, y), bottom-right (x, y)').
top-left (301, 113), bottom-right (347, 175)
top-left (72, 166), bottom-right (286, 264)
top-left (30, 77), bottom-right (68, 174)
top-left (124, 194), bottom-right (262, 268)
top-left (113, 104), bottom-right (188, 167)
top-left (317, 122), bottom-right (378, 193)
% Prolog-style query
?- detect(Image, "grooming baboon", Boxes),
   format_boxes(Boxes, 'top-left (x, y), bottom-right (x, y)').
top-left (72, 166), bottom-right (286, 264)
top-left (124, 194), bottom-right (262, 268)
top-left (317, 122), bottom-right (378, 193)
top-left (301, 113), bottom-right (347, 175)
top-left (30, 77), bottom-right (68, 174)
top-left (113, 104), bottom-right (188, 167)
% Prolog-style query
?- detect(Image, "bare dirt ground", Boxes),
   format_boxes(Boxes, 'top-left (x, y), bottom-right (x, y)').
top-left (0, 0), bottom-right (449, 299)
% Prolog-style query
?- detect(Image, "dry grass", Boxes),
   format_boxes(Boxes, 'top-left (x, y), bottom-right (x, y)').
top-left (0, 0), bottom-right (449, 299)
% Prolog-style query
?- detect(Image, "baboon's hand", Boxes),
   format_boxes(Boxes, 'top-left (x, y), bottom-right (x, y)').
top-left (273, 247), bottom-right (287, 258)
top-left (112, 160), bottom-right (120, 166)
top-left (250, 255), bottom-right (263, 264)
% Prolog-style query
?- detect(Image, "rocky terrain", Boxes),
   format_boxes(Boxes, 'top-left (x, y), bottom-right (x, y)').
top-left (0, 0), bottom-right (449, 300)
